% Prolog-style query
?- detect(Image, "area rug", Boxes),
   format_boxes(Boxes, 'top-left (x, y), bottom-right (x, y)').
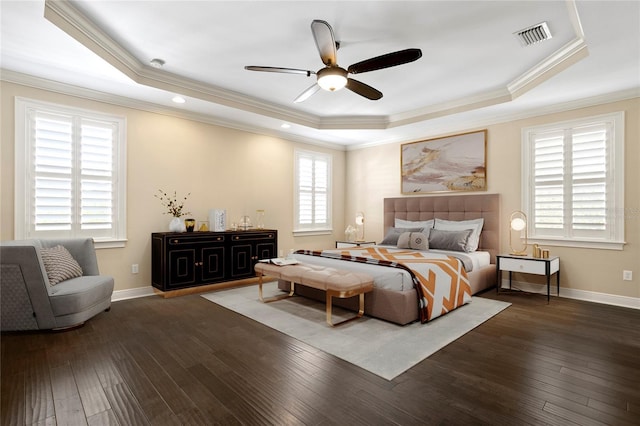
top-left (201, 282), bottom-right (510, 380)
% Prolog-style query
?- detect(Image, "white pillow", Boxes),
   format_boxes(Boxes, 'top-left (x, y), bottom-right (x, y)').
top-left (395, 218), bottom-right (434, 230)
top-left (433, 218), bottom-right (484, 252)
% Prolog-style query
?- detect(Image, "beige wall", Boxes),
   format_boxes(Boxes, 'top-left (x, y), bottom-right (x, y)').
top-left (1, 82), bottom-right (346, 292)
top-left (346, 98), bottom-right (640, 301)
top-left (2, 81), bottom-right (638, 303)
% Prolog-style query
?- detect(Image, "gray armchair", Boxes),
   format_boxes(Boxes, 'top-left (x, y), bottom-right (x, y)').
top-left (1, 238), bottom-right (114, 331)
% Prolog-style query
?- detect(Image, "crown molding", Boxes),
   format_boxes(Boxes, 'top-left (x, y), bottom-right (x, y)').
top-left (0, 69), bottom-right (348, 151)
top-left (389, 87), bottom-right (514, 128)
top-left (5, 68), bottom-right (636, 154)
top-left (43, 0), bottom-right (321, 128)
top-left (347, 88), bottom-right (640, 151)
top-left (43, 0), bottom-right (594, 132)
top-left (508, 38), bottom-right (589, 99)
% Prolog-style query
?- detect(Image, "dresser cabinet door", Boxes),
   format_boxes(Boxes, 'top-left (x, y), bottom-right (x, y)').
top-left (229, 231), bottom-right (277, 279)
top-left (255, 239), bottom-right (276, 261)
top-left (229, 241), bottom-right (253, 278)
top-left (168, 247), bottom-right (197, 288)
top-left (200, 245), bottom-right (226, 282)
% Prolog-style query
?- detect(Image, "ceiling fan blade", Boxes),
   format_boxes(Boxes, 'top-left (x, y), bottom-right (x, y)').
top-left (311, 20), bottom-right (337, 66)
top-left (294, 83), bottom-right (321, 103)
top-left (245, 66), bottom-right (314, 76)
top-left (346, 78), bottom-right (382, 100)
top-left (347, 48), bottom-right (422, 74)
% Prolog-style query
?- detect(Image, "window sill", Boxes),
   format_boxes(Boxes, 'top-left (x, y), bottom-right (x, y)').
top-left (94, 238), bottom-right (128, 249)
top-left (292, 229), bottom-right (333, 237)
top-left (530, 237), bottom-right (625, 251)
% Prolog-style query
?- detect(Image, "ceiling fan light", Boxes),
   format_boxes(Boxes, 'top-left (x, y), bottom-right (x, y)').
top-left (317, 67), bottom-right (347, 91)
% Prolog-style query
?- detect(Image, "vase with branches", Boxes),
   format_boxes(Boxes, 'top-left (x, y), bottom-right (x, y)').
top-left (156, 190), bottom-right (191, 232)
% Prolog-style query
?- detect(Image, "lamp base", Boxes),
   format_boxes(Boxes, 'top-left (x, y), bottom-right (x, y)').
top-left (509, 250), bottom-right (528, 256)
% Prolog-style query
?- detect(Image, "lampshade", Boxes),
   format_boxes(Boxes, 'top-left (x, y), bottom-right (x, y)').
top-left (355, 211), bottom-right (365, 241)
top-left (511, 217), bottom-right (526, 231)
top-left (509, 210), bottom-right (528, 256)
top-left (317, 67), bottom-right (348, 91)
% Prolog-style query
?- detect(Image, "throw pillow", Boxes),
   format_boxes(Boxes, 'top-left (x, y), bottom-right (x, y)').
top-left (433, 218), bottom-right (484, 252)
top-left (409, 232), bottom-right (428, 250)
top-left (428, 228), bottom-right (474, 252)
top-left (380, 227), bottom-right (424, 246)
top-left (397, 232), bottom-right (412, 248)
top-left (40, 245), bottom-right (83, 285)
top-left (397, 232), bottom-right (428, 250)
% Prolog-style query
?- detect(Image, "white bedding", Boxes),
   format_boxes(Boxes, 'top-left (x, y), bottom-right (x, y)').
top-left (291, 247), bottom-right (491, 293)
top-left (375, 245), bottom-right (491, 271)
top-left (425, 249), bottom-right (490, 270)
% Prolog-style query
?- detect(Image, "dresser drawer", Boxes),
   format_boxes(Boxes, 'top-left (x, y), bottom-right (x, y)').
top-left (499, 257), bottom-right (546, 275)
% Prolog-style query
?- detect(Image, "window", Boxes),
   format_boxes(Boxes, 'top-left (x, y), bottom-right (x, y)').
top-left (15, 98), bottom-right (127, 248)
top-left (522, 112), bottom-right (624, 250)
top-left (294, 149), bottom-right (332, 235)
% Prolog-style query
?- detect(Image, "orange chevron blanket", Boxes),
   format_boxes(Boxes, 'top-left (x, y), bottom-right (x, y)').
top-left (298, 247), bottom-right (472, 323)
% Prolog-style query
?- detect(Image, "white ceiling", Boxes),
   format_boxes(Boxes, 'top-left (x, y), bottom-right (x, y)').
top-left (1, 0), bottom-right (639, 149)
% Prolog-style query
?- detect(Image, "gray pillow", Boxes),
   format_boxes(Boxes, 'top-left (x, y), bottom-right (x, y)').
top-left (380, 227), bottom-right (424, 245)
top-left (397, 232), bottom-right (429, 250)
top-left (428, 228), bottom-right (474, 252)
top-left (433, 218), bottom-right (484, 252)
top-left (39, 245), bottom-right (83, 285)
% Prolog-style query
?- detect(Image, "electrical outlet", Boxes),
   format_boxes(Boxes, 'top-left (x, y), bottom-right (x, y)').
top-left (623, 270), bottom-right (632, 281)
top-left (131, 264), bottom-right (139, 274)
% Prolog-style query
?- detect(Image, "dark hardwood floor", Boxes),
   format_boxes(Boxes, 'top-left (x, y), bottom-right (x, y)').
top-left (2, 287), bottom-right (639, 425)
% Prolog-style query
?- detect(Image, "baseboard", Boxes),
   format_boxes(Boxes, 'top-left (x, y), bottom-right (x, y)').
top-left (111, 278), bottom-right (261, 302)
top-left (500, 279), bottom-right (640, 310)
top-left (114, 280), bottom-right (639, 310)
top-left (111, 286), bottom-right (155, 302)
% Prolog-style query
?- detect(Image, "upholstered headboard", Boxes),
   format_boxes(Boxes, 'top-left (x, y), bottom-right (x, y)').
top-left (383, 194), bottom-right (500, 263)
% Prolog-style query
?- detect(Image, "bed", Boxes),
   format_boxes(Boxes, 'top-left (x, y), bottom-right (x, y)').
top-left (279, 194), bottom-right (500, 325)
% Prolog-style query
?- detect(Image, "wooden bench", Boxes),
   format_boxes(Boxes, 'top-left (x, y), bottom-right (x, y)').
top-left (254, 262), bottom-right (374, 326)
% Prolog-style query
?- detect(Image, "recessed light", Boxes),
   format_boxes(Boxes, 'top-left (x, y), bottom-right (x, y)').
top-left (150, 58), bottom-right (165, 68)
top-left (281, 123), bottom-right (291, 129)
top-left (172, 96), bottom-right (186, 104)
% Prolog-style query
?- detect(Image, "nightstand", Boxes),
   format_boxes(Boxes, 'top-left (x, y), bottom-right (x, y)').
top-left (496, 254), bottom-right (560, 302)
top-left (335, 240), bottom-right (376, 249)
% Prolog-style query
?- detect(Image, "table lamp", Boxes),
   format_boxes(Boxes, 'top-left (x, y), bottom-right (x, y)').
top-left (509, 210), bottom-right (528, 255)
top-left (355, 211), bottom-right (365, 241)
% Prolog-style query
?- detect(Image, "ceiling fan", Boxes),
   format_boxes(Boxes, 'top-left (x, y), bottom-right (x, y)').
top-left (245, 20), bottom-right (422, 103)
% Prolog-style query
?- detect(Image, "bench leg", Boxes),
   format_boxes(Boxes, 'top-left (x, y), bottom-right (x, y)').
top-left (258, 274), bottom-right (295, 303)
top-left (326, 291), bottom-right (365, 327)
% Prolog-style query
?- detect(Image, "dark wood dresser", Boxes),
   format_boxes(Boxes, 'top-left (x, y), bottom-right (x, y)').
top-left (151, 229), bottom-right (277, 292)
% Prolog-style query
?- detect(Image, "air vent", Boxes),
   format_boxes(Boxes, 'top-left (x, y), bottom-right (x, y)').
top-left (515, 22), bottom-right (552, 46)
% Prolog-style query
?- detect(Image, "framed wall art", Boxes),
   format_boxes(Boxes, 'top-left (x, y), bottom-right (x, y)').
top-left (401, 130), bottom-right (487, 194)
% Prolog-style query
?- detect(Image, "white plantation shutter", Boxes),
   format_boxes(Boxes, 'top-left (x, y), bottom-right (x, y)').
top-left (294, 150), bottom-right (332, 233)
top-left (532, 130), bottom-right (564, 233)
top-left (523, 112), bottom-right (624, 249)
top-left (298, 156), bottom-right (313, 225)
top-left (34, 113), bottom-right (74, 231)
top-left (571, 124), bottom-right (607, 234)
top-left (16, 98), bottom-right (126, 246)
top-left (80, 121), bottom-right (114, 232)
